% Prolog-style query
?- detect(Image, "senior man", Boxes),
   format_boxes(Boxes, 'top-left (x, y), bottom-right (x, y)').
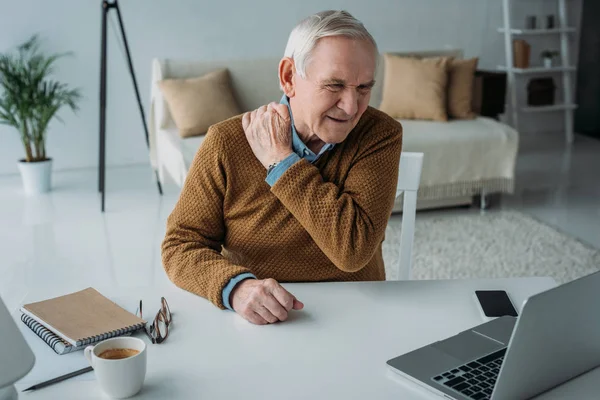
top-left (162, 10), bottom-right (403, 325)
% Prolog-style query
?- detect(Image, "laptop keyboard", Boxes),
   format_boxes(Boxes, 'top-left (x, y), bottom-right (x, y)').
top-left (431, 348), bottom-right (506, 400)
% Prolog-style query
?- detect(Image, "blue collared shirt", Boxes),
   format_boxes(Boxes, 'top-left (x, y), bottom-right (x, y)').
top-left (221, 95), bottom-right (335, 310)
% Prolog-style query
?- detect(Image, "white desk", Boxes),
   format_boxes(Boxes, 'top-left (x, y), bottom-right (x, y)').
top-left (11, 278), bottom-right (600, 399)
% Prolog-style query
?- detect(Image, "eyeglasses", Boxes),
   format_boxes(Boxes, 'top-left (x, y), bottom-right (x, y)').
top-left (136, 297), bottom-right (171, 344)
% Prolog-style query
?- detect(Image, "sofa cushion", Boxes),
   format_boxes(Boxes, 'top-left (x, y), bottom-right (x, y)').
top-left (399, 117), bottom-right (518, 191)
top-left (379, 54), bottom-right (452, 122)
top-left (158, 68), bottom-right (241, 138)
top-left (447, 57), bottom-right (479, 119)
top-left (371, 49), bottom-right (463, 108)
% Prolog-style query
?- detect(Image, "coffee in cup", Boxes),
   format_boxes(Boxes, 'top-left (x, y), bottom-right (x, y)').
top-left (98, 348), bottom-right (140, 360)
top-left (84, 337), bottom-right (147, 399)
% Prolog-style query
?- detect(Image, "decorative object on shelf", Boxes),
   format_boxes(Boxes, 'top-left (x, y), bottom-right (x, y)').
top-left (546, 15), bottom-right (555, 29)
top-left (541, 50), bottom-right (560, 68)
top-left (527, 77), bottom-right (556, 106)
top-left (526, 15), bottom-right (537, 29)
top-left (0, 35), bottom-right (82, 196)
top-left (513, 39), bottom-right (531, 68)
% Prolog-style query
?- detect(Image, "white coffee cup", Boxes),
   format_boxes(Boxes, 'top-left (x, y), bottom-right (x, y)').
top-left (84, 337), bottom-right (147, 399)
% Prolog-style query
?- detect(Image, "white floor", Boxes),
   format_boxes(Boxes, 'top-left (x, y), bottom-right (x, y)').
top-left (1, 133), bottom-right (598, 311)
top-left (501, 133), bottom-right (600, 250)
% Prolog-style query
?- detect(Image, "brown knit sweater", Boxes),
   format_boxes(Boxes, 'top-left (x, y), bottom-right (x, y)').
top-left (162, 106), bottom-right (403, 309)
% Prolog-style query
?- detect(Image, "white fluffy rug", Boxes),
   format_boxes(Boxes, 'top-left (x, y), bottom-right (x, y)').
top-left (383, 210), bottom-right (600, 284)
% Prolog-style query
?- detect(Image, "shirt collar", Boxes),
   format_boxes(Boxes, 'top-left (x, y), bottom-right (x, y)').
top-left (280, 95), bottom-right (335, 163)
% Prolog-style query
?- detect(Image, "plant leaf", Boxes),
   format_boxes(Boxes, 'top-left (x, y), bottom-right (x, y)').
top-left (0, 34), bottom-right (81, 157)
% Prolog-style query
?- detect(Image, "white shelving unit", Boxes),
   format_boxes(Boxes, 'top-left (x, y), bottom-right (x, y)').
top-left (500, 0), bottom-right (577, 143)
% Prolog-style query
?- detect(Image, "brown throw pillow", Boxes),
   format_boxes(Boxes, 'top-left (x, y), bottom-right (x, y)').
top-left (447, 57), bottom-right (479, 119)
top-left (379, 54), bottom-right (452, 122)
top-left (158, 69), bottom-right (241, 138)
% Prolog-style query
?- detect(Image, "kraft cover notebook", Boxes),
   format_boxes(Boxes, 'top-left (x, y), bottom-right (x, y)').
top-left (20, 314), bottom-right (133, 355)
top-left (20, 287), bottom-right (146, 347)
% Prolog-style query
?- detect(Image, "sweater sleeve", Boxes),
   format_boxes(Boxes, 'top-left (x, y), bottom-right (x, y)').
top-left (161, 126), bottom-right (251, 309)
top-left (270, 121), bottom-right (402, 273)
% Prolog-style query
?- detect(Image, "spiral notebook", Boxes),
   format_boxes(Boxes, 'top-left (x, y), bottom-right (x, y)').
top-left (20, 313), bottom-right (87, 355)
top-left (20, 313), bottom-right (136, 355)
top-left (20, 287), bottom-right (146, 347)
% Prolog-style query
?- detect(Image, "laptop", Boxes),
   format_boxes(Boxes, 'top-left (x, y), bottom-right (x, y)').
top-left (387, 271), bottom-right (600, 400)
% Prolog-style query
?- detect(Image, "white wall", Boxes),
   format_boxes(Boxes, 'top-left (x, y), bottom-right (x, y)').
top-left (0, 0), bottom-right (582, 175)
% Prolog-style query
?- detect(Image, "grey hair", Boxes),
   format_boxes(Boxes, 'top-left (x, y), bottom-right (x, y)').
top-left (281, 10), bottom-right (378, 89)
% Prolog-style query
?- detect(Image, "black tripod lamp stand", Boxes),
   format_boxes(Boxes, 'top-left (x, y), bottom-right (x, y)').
top-left (99, 0), bottom-right (163, 212)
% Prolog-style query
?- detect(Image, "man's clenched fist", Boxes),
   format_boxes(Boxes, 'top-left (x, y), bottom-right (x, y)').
top-left (242, 102), bottom-right (293, 169)
top-left (230, 278), bottom-right (304, 325)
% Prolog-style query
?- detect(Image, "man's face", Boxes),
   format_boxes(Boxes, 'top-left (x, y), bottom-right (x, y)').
top-left (289, 36), bottom-right (376, 145)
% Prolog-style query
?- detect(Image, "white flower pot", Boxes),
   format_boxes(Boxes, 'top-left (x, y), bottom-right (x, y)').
top-left (543, 58), bottom-right (553, 68)
top-left (18, 159), bottom-right (52, 195)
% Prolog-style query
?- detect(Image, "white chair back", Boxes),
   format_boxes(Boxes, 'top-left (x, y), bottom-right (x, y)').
top-left (395, 152), bottom-right (424, 280)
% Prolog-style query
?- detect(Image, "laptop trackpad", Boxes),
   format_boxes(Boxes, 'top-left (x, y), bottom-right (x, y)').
top-left (433, 331), bottom-right (504, 363)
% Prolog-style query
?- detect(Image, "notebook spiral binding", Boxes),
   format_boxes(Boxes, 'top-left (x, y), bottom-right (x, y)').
top-left (21, 314), bottom-right (145, 353)
top-left (78, 322), bottom-right (146, 346)
top-left (20, 314), bottom-right (82, 355)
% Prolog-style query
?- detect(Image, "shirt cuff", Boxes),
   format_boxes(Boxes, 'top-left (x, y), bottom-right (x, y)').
top-left (222, 272), bottom-right (257, 310)
top-left (265, 153), bottom-right (301, 187)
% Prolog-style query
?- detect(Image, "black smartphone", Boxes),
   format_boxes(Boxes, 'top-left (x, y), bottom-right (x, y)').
top-left (475, 290), bottom-right (518, 320)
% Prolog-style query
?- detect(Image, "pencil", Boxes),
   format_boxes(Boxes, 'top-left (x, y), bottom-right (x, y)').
top-left (22, 366), bottom-right (94, 392)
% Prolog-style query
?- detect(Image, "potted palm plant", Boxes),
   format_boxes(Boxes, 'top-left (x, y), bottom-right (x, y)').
top-left (0, 35), bottom-right (81, 195)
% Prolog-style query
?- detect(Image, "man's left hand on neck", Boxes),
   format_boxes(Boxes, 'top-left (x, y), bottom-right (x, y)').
top-left (242, 102), bottom-right (294, 169)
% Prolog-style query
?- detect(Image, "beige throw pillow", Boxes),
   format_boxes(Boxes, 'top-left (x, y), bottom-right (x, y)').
top-left (447, 57), bottom-right (479, 119)
top-left (158, 69), bottom-right (241, 138)
top-left (379, 54), bottom-right (451, 122)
